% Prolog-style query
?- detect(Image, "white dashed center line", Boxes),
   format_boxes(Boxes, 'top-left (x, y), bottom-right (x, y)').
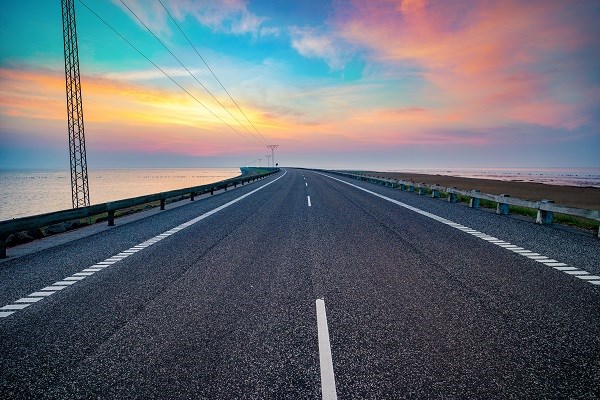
top-left (0, 171), bottom-right (287, 318)
top-left (316, 299), bottom-right (337, 400)
top-left (308, 196), bottom-right (312, 207)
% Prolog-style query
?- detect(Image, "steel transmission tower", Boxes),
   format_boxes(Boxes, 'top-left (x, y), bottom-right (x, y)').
top-left (62, 0), bottom-right (90, 208)
top-left (266, 145), bottom-right (279, 167)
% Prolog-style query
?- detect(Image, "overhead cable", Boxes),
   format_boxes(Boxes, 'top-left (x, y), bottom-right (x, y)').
top-left (119, 0), bottom-right (266, 146)
top-left (77, 0), bottom-right (262, 148)
top-left (158, 0), bottom-right (269, 143)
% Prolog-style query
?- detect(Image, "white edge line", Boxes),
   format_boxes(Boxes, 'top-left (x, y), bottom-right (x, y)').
top-left (317, 172), bottom-right (598, 288)
top-left (0, 170), bottom-right (287, 319)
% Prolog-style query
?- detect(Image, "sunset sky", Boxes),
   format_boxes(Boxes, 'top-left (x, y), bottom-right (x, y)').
top-left (1, 0), bottom-right (599, 169)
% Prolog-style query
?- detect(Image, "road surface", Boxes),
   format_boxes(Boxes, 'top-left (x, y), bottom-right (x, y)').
top-left (1, 169), bottom-right (599, 399)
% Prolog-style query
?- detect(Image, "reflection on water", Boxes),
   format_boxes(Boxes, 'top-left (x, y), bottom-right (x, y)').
top-left (0, 168), bottom-right (240, 220)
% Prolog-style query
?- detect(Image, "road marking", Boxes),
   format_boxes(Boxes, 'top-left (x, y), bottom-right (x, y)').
top-left (306, 182), bottom-right (308, 187)
top-left (318, 172), bottom-right (599, 287)
top-left (1, 304), bottom-right (30, 310)
top-left (55, 281), bottom-right (77, 286)
top-left (63, 276), bottom-right (86, 281)
top-left (316, 299), bottom-right (337, 400)
top-left (30, 292), bottom-right (56, 297)
top-left (308, 196), bottom-right (312, 207)
top-left (41, 286), bottom-right (67, 291)
top-left (1, 171), bottom-right (287, 319)
top-left (15, 297), bottom-right (43, 303)
top-left (0, 311), bottom-right (15, 317)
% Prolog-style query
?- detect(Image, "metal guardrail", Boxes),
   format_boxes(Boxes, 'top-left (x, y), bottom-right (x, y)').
top-left (0, 167), bottom-right (280, 258)
top-left (324, 170), bottom-right (600, 238)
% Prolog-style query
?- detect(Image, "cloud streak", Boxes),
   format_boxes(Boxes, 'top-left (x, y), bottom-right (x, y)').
top-left (114, 0), bottom-right (277, 37)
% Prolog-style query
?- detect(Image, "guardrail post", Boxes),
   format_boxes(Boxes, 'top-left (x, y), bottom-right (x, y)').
top-left (447, 188), bottom-right (458, 203)
top-left (469, 190), bottom-right (480, 208)
top-left (190, 192), bottom-right (195, 201)
top-left (431, 184), bottom-right (440, 198)
top-left (0, 236), bottom-right (7, 259)
top-left (536, 199), bottom-right (554, 225)
top-left (108, 211), bottom-right (115, 226)
top-left (418, 183), bottom-right (427, 195)
top-left (224, 184), bottom-right (228, 191)
top-left (497, 194), bottom-right (510, 215)
top-left (211, 188), bottom-right (214, 195)
top-left (160, 199), bottom-right (165, 210)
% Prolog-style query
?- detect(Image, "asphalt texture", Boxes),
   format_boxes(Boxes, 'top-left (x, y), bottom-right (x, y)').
top-left (1, 168), bottom-right (599, 399)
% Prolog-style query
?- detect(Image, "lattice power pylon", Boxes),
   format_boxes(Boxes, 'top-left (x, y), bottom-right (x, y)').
top-left (62, 0), bottom-right (90, 208)
top-left (267, 145), bottom-right (279, 167)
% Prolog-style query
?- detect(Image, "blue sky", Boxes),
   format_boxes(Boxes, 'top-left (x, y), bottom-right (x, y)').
top-left (1, 0), bottom-right (599, 169)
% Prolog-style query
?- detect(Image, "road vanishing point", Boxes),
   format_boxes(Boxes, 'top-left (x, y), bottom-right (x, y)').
top-left (1, 169), bottom-right (599, 399)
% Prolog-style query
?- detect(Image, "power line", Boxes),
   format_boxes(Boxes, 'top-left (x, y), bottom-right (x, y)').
top-left (158, 0), bottom-right (269, 144)
top-left (118, 0), bottom-right (266, 146)
top-left (76, 0), bottom-right (262, 148)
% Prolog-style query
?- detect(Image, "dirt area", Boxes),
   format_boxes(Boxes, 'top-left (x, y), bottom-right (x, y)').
top-left (357, 171), bottom-right (600, 210)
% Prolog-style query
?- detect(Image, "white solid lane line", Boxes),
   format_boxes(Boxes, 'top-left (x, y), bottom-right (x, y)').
top-left (318, 172), bottom-right (599, 287)
top-left (316, 299), bottom-right (338, 400)
top-left (0, 171), bottom-right (287, 319)
top-left (308, 196), bottom-right (312, 207)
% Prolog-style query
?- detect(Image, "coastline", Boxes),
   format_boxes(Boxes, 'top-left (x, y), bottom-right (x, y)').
top-left (358, 171), bottom-right (600, 210)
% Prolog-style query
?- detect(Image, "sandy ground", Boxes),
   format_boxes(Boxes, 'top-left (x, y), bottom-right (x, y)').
top-left (354, 171), bottom-right (600, 210)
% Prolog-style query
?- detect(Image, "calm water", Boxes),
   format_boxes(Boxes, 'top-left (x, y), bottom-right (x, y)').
top-left (0, 168), bottom-right (240, 220)
top-left (385, 167), bottom-right (600, 188)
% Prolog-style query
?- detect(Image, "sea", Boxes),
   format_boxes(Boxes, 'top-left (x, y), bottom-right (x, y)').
top-left (0, 168), bottom-right (240, 221)
top-left (1, 167), bottom-right (599, 221)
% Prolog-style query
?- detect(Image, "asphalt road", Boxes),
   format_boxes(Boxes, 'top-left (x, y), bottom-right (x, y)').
top-left (1, 168), bottom-right (599, 399)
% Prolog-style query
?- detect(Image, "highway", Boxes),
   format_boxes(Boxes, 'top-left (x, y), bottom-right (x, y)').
top-left (1, 168), bottom-right (599, 399)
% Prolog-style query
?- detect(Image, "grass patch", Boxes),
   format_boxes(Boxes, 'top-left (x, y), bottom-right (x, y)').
top-left (479, 199), bottom-right (496, 209)
top-left (554, 213), bottom-right (599, 231)
top-left (509, 205), bottom-right (538, 219)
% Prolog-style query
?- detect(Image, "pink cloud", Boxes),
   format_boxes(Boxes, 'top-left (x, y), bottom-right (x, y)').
top-left (332, 0), bottom-right (597, 130)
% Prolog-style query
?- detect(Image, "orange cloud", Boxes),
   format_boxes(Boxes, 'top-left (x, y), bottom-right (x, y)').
top-left (0, 67), bottom-right (292, 155)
